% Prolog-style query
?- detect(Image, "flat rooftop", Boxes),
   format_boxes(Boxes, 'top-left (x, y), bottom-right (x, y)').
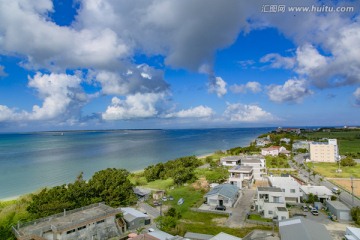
top-left (229, 165), bottom-right (253, 172)
top-left (258, 187), bottom-right (283, 192)
top-left (17, 203), bottom-right (120, 237)
top-left (269, 176), bottom-right (301, 188)
top-left (326, 200), bottom-right (350, 211)
top-left (221, 156), bottom-right (242, 162)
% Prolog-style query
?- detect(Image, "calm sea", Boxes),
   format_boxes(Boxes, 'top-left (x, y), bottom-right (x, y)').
top-left (0, 128), bottom-right (272, 199)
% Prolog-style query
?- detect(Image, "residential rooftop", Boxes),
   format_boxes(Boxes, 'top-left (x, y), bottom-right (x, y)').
top-left (121, 207), bottom-right (149, 222)
top-left (221, 156), bottom-right (242, 162)
top-left (257, 187), bottom-right (283, 192)
top-left (326, 200), bottom-right (350, 211)
top-left (269, 176), bottom-right (301, 188)
top-left (229, 165), bottom-right (253, 173)
top-left (205, 183), bottom-right (238, 199)
top-left (277, 207), bottom-right (288, 212)
top-left (184, 231), bottom-right (214, 240)
top-left (300, 186), bottom-right (333, 197)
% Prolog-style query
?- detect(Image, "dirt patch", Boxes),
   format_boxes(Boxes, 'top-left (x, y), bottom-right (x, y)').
top-left (330, 178), bottom-right (360, 197)
top-left (211, 217), bottom-right (227, 226)
top-left (179, 219), bottom-right (204, 224)
top-left (192, 177), bottom-right (209, 190)
top-left (253, 180), bottom-right (269, 189)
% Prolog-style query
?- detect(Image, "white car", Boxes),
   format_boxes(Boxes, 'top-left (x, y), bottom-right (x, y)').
top-left (162, 196), bottom-right (167, 201)
top-left (148, 228), bottom-right (155, 232)
top-left (177, 198), bottom-right (184, 205)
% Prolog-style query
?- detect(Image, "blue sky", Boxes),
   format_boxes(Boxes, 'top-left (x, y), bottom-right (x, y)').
top-left (0, 0), bottom-right (359, 131)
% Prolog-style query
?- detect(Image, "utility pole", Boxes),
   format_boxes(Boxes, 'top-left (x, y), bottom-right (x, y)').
top-left (351, 176), bottom-right (354, 206)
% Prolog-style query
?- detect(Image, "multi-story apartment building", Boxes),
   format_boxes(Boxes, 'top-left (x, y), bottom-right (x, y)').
top-left (228, 165), bottom-right (253, 189)
top-left (241, 155), bottom-right (266, 180)
top-left (255, 187), bottom-right (289, 220)
top-left (220, 156), bottom-right (241, 166)
top-left (309, 139), bottom-right (339, 162)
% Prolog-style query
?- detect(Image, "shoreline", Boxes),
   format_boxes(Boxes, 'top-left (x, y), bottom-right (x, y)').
top-left (0, 152), bottom-right (217, 202)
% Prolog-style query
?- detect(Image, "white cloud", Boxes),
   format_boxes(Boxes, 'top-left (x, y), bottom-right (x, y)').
top-left (208, 76), bottom-right (227, 97)
top-left (354, 88), bottom-right (360, 106)
top-left (27, 72), bottom-right (88, 121)
top-left (267, 79), bottom-right (313, 103)
top-left (102, 92), bottom-right (166, 120)
top-left (295, 44), bottom-right (328, 76)
top-left (165, 105), bottom-right (214, 118)
top-left (224, 103), bottom-right (277, 122)
top-left (0, 105), bottom-right (19, 122)
top-left (230, 81), bottom-right (261, 94)
top-left (260, 53), bottom-right (295, 69)
top-left (0, 65), bottom-right (7, 77)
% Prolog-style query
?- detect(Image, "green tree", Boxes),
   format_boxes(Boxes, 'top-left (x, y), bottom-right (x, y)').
top-left (351, 206), bottom-right (360, 225)
top-left (155, 216), bottom-right (177, 232)
top-left (340, 157), bottom-right (357, 167)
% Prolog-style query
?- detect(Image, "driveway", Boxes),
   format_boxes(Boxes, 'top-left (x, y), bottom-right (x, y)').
top-left (225, 189), bottom-right (256, 228)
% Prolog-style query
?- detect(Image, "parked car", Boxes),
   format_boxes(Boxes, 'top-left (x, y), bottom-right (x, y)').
top-left (177, 198), bottom-right (184, 205)
top-left (302, 205), bottom-right (309, 212)
top-left (153, 201), bottom-right (162, 206)
top-left (162, 196), bottom-right (167, 201)
top-left (311, 209), bottom-right (319, 216)
top-left (148, 228), bottom-right (155, 232)
top-left (168, 195), bottom-right (174, 201)
top-left (332, 187), bottom-right (340, 194)
top-left (215, 205), bottom-right (226, 211)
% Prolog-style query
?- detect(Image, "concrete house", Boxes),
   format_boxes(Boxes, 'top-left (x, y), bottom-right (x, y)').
top-left (325, 200), bottom-right (351, 221)
top-left (300, 186), bottom-right (333, 203)
top-left (228, 165), bottom-right (253, 189)
top-left (268, 176), bottom-right (302, 203)
top-left (121, 207), bottom-right (151, 230)
top-left (255, 187), bottom-right (288, 219)
top-left (13, 203), bottom-right (124, 240)
top-left (345, 227), bottom-right (360, 240)
top-left (261, 146), bottom-right (288, 156)
top-left (205, 184), bottom-right (239, 208)
top-left (220, 156), bottom-right (241, 166)
top-left (279, 217), bottom-right (332, 240)
top-left (240, 155), bottom-right (266, 180)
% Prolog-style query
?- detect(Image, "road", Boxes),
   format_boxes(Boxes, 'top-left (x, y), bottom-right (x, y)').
top-left (291, 154), bottom-right (360, 208)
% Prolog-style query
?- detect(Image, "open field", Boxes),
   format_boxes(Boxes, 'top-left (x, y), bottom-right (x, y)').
top-left (303, 130), bottom-right (360, 155)
top-left (330, 178), bottom-right (360, 197)
top-left (307, 162), bottom-right (360, 178)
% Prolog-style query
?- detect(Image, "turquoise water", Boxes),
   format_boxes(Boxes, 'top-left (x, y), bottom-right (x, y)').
top-left (0, 128), bottom-right (272, 199)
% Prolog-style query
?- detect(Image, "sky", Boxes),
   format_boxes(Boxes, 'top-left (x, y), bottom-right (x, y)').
top-left (0, 0), bottom-right (359, 131)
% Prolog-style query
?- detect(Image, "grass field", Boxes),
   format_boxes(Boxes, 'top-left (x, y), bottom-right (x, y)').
top-left (307, 162), bottom-right (360, 178)
top-left (303, 130), bottom-right (360, 155)
top-left (248, 214), bottom-right (272, 222)
top-left (330, 179), bottom-right (360, 197)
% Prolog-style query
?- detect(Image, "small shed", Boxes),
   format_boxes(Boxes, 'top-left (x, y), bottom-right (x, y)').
top-left (121, 207), bottom-right (151, 230)
top-left (325, 200), bottom-right (351, 221)
top-left (153, 190), bottom-right (165, 200)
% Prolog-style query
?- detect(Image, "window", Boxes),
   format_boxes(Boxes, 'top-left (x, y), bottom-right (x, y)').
top-left (282, 189), bottom-right (285, 192)
top-left (273, 197), bottom-right (280, 203)
top-left (290, 189), bottom-right (296, 193)
top-left (268, 210), bottom-right (273, 215)
top-left (96, 220), bottom-right (105, 224)
top-left (66, 229), bottom-right (75, 234)
top-left (78, 226), bottom-right (86, 231)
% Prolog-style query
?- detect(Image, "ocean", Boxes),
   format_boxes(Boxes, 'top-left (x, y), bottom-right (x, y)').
top-left (0, 128), bottom-right (272, 199)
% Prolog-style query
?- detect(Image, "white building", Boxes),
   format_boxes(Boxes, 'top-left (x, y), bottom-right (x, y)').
top-left (309, 139), bottom-right (339, 162)
top-left (205, 184), bottom-right (239, 208)
top-left (220, 156), bottom-right (241, 166)
top-left (300, 185), bottom-right (333, 202)
top-left (241, 155), bottom-right (266, 180)
top-left (228, 165), bottom-right (253, 189)
top-left (268, 176), bottom-right (302, 203)
top-left (261, 146), bottom-right (289, 156)
top-left (255, 187), bottom-right (288, 219)
top-left (345, 227), bottom-right (360, 240)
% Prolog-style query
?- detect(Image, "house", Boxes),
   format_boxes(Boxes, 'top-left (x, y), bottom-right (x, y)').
top-left (325, 200), bottom-right (351, 221)
top-left (268, 176), bottom-right (302, 203)
top-left (184, 232), bottom-right (214, 239)
top-left (261, 146), bottom-right (289, 156)
top-left (220, 156), bottom-right (241, 166)
top-left (292, 140), bottom-right (311, 151)
top-left (12, 203), bottom-right (124, 240)
top-left (300, 185), bottom-right (333, 202)
top-left (209, 232), bottom-right (242, 240)
top-left (345, 227), bottom-right (360, 240)
top-left (121, 207), bottom-right (151, 230)
top-left (228, 165), bottom-right (253, 189)
top-left (133, 187), bottom-right (151, 201)
top-left (153, 190), bottom-right (165, 200)
top-left (279, 217), bottom-right (332, 240)
top-left (255, 187), bottom-right (288, 219)
top-left (280, 138), bottom-right (291, 144)
top-left (309, 139), bottom-right (339, 162)
top-left (240, 155), bottom-right (266, 180)
top-left (205, 183), bottom-right (239, 208)
top-left (255, 137), bottom-right (271, 147)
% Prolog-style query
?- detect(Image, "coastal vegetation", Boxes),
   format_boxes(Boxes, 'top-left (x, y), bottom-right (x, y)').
top-left (265, 155), bottom-right (290, 168)
top-left (306, 162), bottom-right (360, 178)
top-left (227, 144), bottom-right (260, 155)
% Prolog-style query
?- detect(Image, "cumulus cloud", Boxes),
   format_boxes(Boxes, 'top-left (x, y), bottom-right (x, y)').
top-left (208, 76), bottom-right (227, 97)
top-left (354, 88), bottom-right (360, 106)
top-left (230, 81), bottom-right (261, 94)
top-left (102, 92), bottom-right (166, 120)
top-left (94, 64), bottom-right (169, 95)
top-left (224, 103), bottom-right (277, 122)
top-left (260, 53), bottom-right (295, 69)
top-left (165, 105), bottom-right (214, 118)
top-left (267, 79), bottom-right (313, 103)
top-left (0, 105), bottom-right (20, 122)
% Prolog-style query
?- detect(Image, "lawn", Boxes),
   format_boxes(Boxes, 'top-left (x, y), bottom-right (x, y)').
top-left (265, 156), bottom-right (290, 168)
top-left (248, 214), bottom-right (272, 222)
top-left (306, 162), bottom-right (360, 178)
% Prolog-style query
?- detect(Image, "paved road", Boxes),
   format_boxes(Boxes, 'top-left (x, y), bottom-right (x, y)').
top-left (226, 189), bottom-right (256, 228)
top-left (291, 154), bottom-right (360, 208)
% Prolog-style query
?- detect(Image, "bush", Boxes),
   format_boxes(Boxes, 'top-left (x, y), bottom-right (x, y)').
top-left (340, 157), bottom-right (357, 167)
top-left (351, 206), bottom-right (360, 225)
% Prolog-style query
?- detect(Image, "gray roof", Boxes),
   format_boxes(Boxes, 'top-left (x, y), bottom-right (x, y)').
top-left (209, 232), bottom-right (242, 240)
top-left (148, 230), bottom-right (174, 240)
top-left (241, 159), bottom-right (261, 164)
top-left (221, 156), bottom-right (241, 162)
top-left (205, 184), bottom-right (238, 199)
top-left (184, 232), bottom-right (214, 239)
top-left (326, 200), bottom-right (350, 211)
top-left (257, 187), bottom-right (283, 192)
top-left (229, 165), bottom-right (253, 173)
top-left (279, 217), bottom-right (331, 240)
top-left (121, 207), bottom-right (149, 222)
